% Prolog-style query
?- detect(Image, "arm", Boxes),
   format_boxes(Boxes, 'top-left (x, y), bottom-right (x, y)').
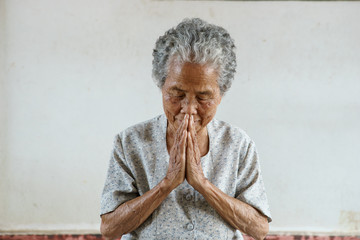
top-left (100, 115), bottom-right (189, 239)
top-left (101, 178), bottom-right (173, 239)
top-left (195, 179), bottom-right (269, 240)
top-left (186, 116), bottom-right (269, 240)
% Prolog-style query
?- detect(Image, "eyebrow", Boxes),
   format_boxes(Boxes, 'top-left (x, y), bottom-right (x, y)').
top-left (168, 87), bottom-right (213, 96)
top-left (197, 90), bottom-right (213, 96)
top-left (169, 87), bottom-right (184, 92)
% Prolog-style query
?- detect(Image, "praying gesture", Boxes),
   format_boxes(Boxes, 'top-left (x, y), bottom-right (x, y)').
top-left (165, 114), bottom-right (206, 190)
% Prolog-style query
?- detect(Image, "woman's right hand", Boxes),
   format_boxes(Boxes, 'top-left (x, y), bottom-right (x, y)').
top-left (165, 114), bottom-right (188, 189)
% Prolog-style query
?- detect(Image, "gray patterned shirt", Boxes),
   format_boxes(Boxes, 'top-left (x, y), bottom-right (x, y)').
top-left (101, 114), bottom-right (271, 240)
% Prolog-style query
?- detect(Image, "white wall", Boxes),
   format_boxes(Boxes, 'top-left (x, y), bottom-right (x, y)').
top-left (1, 0), bottom-right (359, 235)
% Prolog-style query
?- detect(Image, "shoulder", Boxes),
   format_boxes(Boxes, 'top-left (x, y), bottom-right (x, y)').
top-left (114, 115), bottom-right (166, 147)
top-left (209, 119), bottom-right (260, 166)
top-left (209, 118), bottom-right (253, 144)
top-left (208, 118), bottom-right (256, 159)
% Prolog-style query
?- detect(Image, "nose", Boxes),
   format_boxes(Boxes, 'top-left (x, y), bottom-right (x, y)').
top-left (180, 97), bottom-right (198, 115)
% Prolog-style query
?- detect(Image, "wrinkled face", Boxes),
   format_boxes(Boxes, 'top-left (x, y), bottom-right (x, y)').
top-left (162, 61), bottom-right (222, 134)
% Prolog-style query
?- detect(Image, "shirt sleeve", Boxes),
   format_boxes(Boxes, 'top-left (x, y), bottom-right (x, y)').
top-left (235, 140), bottom-right (272, 222)
top-left (100, 134), bottom-right (139, 216)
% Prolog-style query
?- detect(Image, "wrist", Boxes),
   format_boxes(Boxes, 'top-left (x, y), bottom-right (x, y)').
top-left (160, 177), bottom-right (177, 194)
top-left (192, 176), bottom-right (209, 193)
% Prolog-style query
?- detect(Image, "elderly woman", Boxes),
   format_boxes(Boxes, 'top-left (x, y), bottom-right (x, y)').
top-left (100, 18), bottom-right (271, 240)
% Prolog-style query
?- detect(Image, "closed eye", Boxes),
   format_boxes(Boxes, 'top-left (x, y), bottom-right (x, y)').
top-left (197, 96), bottom-right (207, 101)
top-left (197, 94), bottom-right (213, 101)
top-left (167, 87), bottom-right (185, 98)
top-left (173, 94), bottom-right (185, 98)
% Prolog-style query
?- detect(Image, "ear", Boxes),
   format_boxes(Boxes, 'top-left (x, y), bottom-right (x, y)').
top-left (217, 92), bottom-right (222, 105)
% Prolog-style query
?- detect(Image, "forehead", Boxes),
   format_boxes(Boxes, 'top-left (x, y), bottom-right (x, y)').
top-left (165, 61), bottom-right (220, 92)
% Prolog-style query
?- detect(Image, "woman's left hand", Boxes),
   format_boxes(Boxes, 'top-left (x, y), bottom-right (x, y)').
top-left (186, 115), bottom-right (206, 189)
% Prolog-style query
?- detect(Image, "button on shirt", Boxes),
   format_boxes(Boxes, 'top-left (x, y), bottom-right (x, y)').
top-left (101, 115), bottom-right (272, 240)
top-left (185, 194), bottom-right (192, 201)
top-left (186, 223), bottom-right (194, 231)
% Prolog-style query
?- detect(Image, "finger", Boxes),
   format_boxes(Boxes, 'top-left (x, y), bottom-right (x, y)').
top-left (180, 129), bottom-right (187, 144)
top-left (185, 137), bottom-right (193, 159)
top-left (188, 115), bottom-right (193, 132)
top-left (183, 114), bottom-right (189, 133)
top-left (187, 132), bottom-right (193, 158)
top-left (178, 116), bottom-right (189, 145)
top-left (189, 115), bottom-right (197, 137)
top-left (175, 114), bottom-right (189, 143)
top-left (193, 134), bottom-right (201, 158)
top-left (179, 130), bottom-right (187, 156)
top-left (176, 114), bottom-right (186, 136)
top-left (172, 129), bottom-right (186, 159)
top-left (189, 117), bottom-right (198, 147)
top-left (188, 123), bottom-right (201, 161)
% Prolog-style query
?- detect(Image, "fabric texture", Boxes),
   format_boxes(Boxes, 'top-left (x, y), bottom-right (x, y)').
top-left (100, 114), bottom-right (271, 240)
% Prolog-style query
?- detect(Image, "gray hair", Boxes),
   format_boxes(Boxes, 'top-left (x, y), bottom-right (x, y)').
top-left (152, 18), bottom-right (236, 95)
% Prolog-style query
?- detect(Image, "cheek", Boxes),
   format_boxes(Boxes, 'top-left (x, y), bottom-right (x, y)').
top-left (169, 98), bottom-right (181, 105)
top-left (163, 96), bottom-right (182, 113)
top-left (200, 100), bottom-right (217, 112)
top-left (199, 100), bottom-right (218, 121)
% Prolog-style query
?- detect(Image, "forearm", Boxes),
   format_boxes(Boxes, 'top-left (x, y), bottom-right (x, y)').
top-left (100, 178), bottom-right (174, 239)
top-left (195, 179), bottom-right (269, 240)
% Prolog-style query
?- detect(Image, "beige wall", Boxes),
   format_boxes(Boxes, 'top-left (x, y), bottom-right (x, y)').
top-left (1, 0), bottom-right (359, 235)
top-left (0, 0), bottom-right (8, 229)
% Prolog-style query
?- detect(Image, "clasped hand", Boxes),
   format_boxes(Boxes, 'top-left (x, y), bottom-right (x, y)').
top-left (166, 114), bottom-right (205, 190)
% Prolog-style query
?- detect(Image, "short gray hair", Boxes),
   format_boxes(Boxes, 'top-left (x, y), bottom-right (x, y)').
top-left (152, 18), bottom-right (236, 95)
